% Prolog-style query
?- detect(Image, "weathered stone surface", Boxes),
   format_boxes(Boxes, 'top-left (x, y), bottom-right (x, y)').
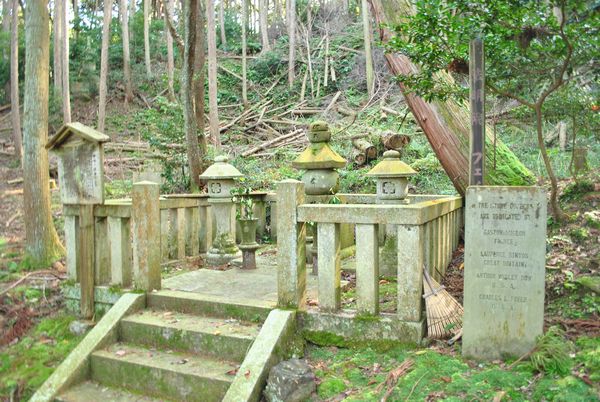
top-left (463, 186), bottom-right (546, 360)
top-left (69, 320), bottom-right (95, 336)
top-left (276, 180), bottom-right (307, 309)
top-left (132, 181), bottom-right (161, 291)
top-left (31, 293), bottom-right (145, 402)
top-left (207, 199), bottom-right (240, 266)
top-left (355, 224), bottom-right (379, 315)
top-left (317, 223), bottom-right (341, 311)
top-left (264, 359), bottom-right (316, 402)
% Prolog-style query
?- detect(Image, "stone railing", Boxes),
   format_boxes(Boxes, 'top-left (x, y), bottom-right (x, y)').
top-left (276, 180), bottom-right (462, 340)
top-left (63, 186), bottom-right (279, 289)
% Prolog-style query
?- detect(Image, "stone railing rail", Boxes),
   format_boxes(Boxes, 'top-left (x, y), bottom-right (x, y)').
top-left (62, 187), bottom-right (280, 290)
top-left (276, 179), bottom-right (462, 329)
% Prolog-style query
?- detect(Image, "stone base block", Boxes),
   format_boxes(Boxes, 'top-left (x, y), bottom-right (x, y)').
top-left (298, 310), bottom-right (424, 344)
top-left (206, 250), bottom-right (242, 266)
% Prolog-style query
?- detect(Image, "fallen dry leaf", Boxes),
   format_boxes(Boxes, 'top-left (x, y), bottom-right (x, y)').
top-left (115, 350), bottom-right (127, 357)
top-left (244, 370), bottom-right (251, 379)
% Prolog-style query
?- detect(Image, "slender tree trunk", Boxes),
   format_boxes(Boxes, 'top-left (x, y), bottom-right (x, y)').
top-left (144, 0), bottom-right (152, 77)
top-left (62, 0), bottom-right (71, 122)
top-left (218, 0), bottom-right (226, 48)
top-left (121, 0), bottom-right (133, 104)
top-left (98, 0), bottom-right (113, 132)
top-left (53, 0), bottom-right (63, 98)
top-left (3, 0), bottom-right (10, 101)
top-left (194, 0), bottom-right (207, 138)
top-left (287, 0), bottom-right (296, 87)
top-left (242, 0), bottom-right (248, 110)
top-left (361, 0), bottom-right (374, 97)
top-left (534, 104), bottom-right (565, 221)
top-left (183, 0), bottom-right (206, 188)
top-left (129, 0), bottom-right (135, 43)
top-left (259, 0), bottom-right (269, 52)
top-left (368, 0), bottom-right (534, 194)
top-left (23, 0), bottom-right (63, 267)
top-left (10, 0), bottom-right (21, 161)
top-left (164, 0), bottom-right (175, 100)
top-left (206, 0), bottom-right (221, 148)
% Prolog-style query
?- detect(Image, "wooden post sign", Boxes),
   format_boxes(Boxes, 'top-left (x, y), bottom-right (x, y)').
top-left (469, 38), bottom-right (485, 186)
top-left (47, 122), bottom-right (110, 319)
top-left (46, 122), bottom-right (110, 205)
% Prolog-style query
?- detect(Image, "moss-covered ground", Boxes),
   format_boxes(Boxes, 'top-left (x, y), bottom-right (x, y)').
top-left (306, 337), bottom-right (599, 401)
top-left (0, 314), bottom-right (84, 401)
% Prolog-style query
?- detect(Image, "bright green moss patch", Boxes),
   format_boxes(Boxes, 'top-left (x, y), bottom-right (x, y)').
top-left (307, 339), bottom-right (598, 401)
top-left (0, 314), bottom-right (84, 400)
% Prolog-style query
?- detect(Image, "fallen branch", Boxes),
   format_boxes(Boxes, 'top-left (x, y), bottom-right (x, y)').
top-left (241, 129), bottom-right (304, 157)
top-left (376, 359), bottom-right (414, 402)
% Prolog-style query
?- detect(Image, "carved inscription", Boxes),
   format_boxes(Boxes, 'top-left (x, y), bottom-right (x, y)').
top-left (463, 186), bottom-right (546, 360)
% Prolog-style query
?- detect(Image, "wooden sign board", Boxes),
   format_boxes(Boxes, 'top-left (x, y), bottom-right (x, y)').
top-left (47, 123), bottom-right (109, 205)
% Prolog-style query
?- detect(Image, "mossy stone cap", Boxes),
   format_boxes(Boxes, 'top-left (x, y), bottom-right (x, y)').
top-left (307, 120), bottom-right (331, 143)
top-left (366, 150), bottom-right (417, 177)
top-left (292, 143), bottom-right (346, 169)
top-left (199, 155), bottom-right (244, 180)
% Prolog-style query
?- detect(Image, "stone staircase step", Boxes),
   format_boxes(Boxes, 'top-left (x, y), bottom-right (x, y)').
top-left (91, 343), bottom-right (237, 402)
top-left (56, 381), bottom-right (166, 402)
top-left (120, 310), bottom-right (260, 362)
top-left (147, 290), bottom-right (274, 322)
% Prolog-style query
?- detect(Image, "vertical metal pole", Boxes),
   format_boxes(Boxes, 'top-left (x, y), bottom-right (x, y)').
top-left (469, 37), bottom-right (485, 186)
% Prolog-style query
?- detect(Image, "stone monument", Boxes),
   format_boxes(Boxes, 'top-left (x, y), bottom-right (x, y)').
top-left (292, 121), bottom-right (346, 195)
top-left (366, 150), bottom-right (417, 276)
top-left (199, 156), bottom-right (243, 266)
top-left (292, 121), bottom-right (346, 272)
top-left (463, 186), bottom-right (546, 360)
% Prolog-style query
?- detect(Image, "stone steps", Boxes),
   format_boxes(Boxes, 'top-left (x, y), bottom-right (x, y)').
top-left (55, 381), bottom-right (166, 402)
top-left (90, 342), bottom-right (237, 402)
top-left (120, 309), bottom-right (260, 363)
top-left (42, 291), bottom-right (295, 402)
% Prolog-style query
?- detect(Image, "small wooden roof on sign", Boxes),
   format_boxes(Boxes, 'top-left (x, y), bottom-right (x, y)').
top-left (46, 122), bottom-right (110, 150)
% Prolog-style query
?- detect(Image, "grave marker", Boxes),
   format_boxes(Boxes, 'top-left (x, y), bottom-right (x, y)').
top-left (463, 186), bottom-right (546, 360)
top-left (47, 122), bottom-right (110, 319)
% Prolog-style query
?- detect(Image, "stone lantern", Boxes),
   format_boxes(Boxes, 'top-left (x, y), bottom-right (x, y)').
top-left (366, 150), bottom-right (417, 204)
top-left (366, 150), bottom-right (417, 276)
top-left (199, 155), bottom-right (243, 266)
top-left (292, 121), bottom-right (346, 195)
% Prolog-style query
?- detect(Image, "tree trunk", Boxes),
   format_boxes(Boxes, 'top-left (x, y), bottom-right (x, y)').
top-left (241, 0), bottom-right (248, 110)
top-left (61, 0), bottom-right (71, 122)
top-left (144, 0), bottom-right (152, 77)
top-left (10, 0), bottom-right (21, 161)
top-left (194, 0), bottom-right (207, 141)
top-left (53, 0), bottom-right (63, 98)
top-left (23, 0), bottom-right (63, 267)
top-left (535, 105), bottom-right (565, 221)
top-left (259, 0), bottom-right (269, 53)
top-left (361, 0), bottom-right (374, 97)
top-left (368, 0), bottom-right (534, 194)
top-left (165, 0), bottom-right (175, 100)
top-left (218, 0), bottom-right (226, 48)
top-left (183, 0), bottom-right (206, 188)
top-left (3, 0), bottom-right (10, 101)
top-left (206, 0), bottom-right (221, 148)
top-left (121, 0), bottom-right (133, 104)
top-left (98, 0), bottom-right (112, 132)
top-left (287, 0), bottom-right (296, 87)
top-left (129, 0), bottom-right (135, 43)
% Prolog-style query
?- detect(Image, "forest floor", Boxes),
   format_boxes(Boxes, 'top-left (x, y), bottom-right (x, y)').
top-left (1, 37), bottom-right (599, 400)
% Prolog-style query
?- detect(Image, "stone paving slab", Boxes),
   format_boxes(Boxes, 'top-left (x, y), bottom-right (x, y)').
top-left (163, 252), bottom-right (354, 304)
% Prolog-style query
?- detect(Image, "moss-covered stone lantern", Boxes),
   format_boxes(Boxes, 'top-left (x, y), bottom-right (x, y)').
top-left (366, 150), bottom-right (417, 204)
top-left (199, 155), bottom-right (243, 265)
top-left (292, 121), bottom-right (346, 195)
top-left (367, 150), bottom-right (417, 276)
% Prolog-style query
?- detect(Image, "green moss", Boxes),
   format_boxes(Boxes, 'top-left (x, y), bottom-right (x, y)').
top-left (0, 314), bottom-right (83, 400)
top-left (303, 330), bottom-right (348, 347)
top-left (318, 378), bottom-right (347, 398)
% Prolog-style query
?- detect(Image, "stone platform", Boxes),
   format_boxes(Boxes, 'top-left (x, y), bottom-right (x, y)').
top-left (163, 251), bottom-right (356, 305)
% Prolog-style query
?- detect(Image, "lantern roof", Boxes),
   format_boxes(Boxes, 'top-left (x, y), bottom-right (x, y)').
top-left (199, 155), bottom-right (244, 180)
top-left (46, 122), bottom-right (110, 150)
top-left (366, 150), bottom-right (417, 178)
top-left (292, 143), bottom-right (346, 169)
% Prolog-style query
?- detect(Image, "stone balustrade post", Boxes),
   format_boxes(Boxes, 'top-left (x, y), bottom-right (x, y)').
top-left (132, 181), bottom-right (161, 291)
top-left (276, 180), bottom-right (307, 309)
